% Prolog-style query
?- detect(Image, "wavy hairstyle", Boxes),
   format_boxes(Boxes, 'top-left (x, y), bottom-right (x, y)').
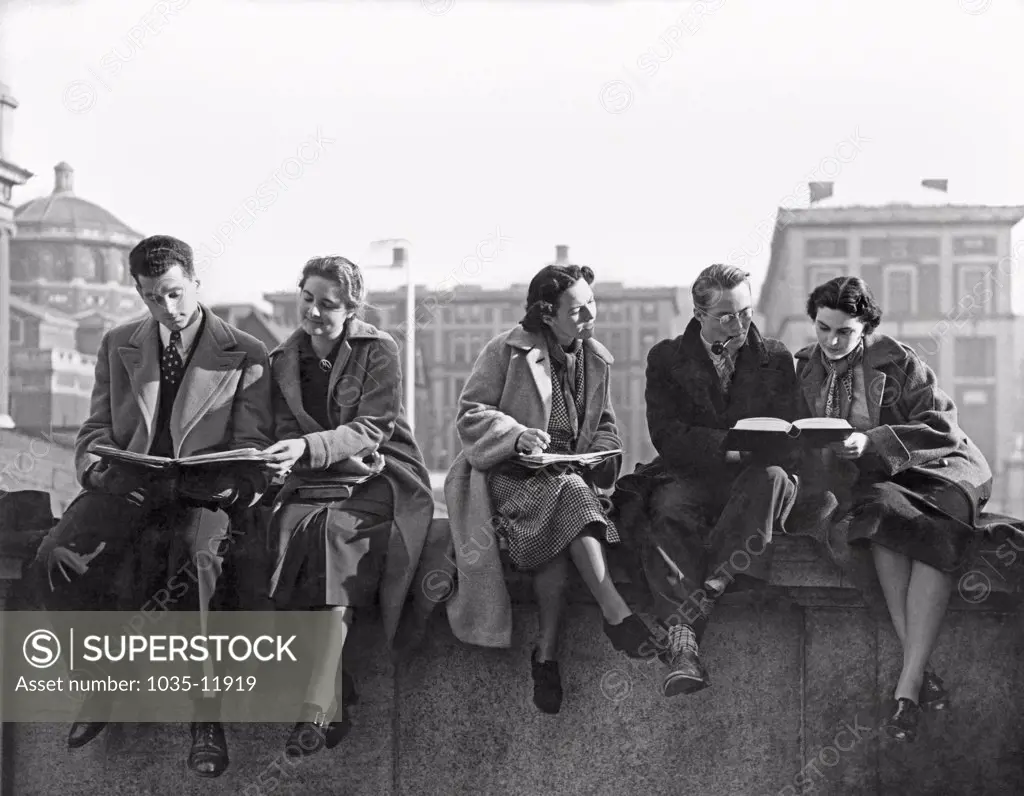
top-left (298, 256), bottom-right (368, 313)
top-left (805, 276), bottom-right (883, 334)
top-left (520, 264), bottom-right (595, 333)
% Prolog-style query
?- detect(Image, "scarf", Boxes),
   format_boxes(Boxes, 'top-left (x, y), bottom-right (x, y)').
top-left (822, 340), bottom-right (864, 420)
top-left (546, 332), bottom-right (586, 436)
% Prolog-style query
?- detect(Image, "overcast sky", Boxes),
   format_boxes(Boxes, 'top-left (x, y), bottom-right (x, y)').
top-left (2, 0), bottom-right (1023, 307)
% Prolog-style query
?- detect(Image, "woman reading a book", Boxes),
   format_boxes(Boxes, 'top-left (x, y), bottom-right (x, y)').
top-left (260, 256), bottom-right (435, 756)
top-left (444, 263), bottom-right (655, 714)
top-left (796, 276), bottom-right (992, 743)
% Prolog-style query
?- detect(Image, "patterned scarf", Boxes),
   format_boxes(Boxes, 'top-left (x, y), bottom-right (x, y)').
top-left (547, 334), bottom-right (586, 436)
top-left (822, 341), bottom-right (864, 419)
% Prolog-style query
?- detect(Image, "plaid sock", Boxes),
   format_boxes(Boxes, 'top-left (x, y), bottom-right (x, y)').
top-left (668, 624), bottom-right (698, 655)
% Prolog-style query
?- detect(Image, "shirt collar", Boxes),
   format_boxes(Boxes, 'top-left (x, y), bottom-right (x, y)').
top-left (159, 308), bottom-right (203, 356)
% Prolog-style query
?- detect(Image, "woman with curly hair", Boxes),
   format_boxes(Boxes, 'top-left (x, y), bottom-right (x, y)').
top-left (444, 263), bottom-right (655, 714)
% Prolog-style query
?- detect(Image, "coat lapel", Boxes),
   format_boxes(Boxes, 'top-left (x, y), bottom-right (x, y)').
top-left (172, 311), bottom-right (246, 449)
top-left (524, 346), bottom-right (553, 424)
top-left (577, 340), bottom-right (612, 452)
top-left (799, 347), bottom-right (828, 418)
top-left (117, 319), bottom-right (161, 451)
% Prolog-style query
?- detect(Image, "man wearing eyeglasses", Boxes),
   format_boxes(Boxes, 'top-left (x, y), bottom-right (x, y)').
top-left (613, 264), bottom-right (800, 697)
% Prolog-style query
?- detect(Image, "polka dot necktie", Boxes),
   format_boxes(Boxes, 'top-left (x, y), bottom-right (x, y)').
top-left (161, 330), bottom-right (184, 386)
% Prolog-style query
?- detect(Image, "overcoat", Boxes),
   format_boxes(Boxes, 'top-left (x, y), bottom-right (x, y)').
top-left (270, 319), bottom-right (435, 643)
top-left (75, 305), bottom-right (273, 482)
top-left (789, 334), bottom-right (993, 584)
top-left (444, 325), bottom-right (621, 648)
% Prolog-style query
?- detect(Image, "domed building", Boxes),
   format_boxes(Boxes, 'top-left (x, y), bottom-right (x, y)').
top-left (7, 162), bottom-right (145, 429)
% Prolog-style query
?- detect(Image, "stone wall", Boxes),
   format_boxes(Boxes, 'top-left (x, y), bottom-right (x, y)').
top-left (2, 527), bottom-right (1023, 795)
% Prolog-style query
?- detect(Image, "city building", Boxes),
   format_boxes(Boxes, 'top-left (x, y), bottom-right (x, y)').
top-left (6, 162), bottom-right (145, 428)
top-left (263, 245), bottom-right (690, 474)
top-left (758, 180), bottom-right (1024, 500)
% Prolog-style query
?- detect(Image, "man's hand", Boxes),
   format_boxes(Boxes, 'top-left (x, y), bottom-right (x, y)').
top-left (830, 432), bottom-right (871, 460)
top-left (516, 429), bottom-right (551, 455)
top-left (46, 542), bottom-right (107, 592)
top-left (263, 438), bottom-right (309, 475)
top-left (89, 464), bottom-right (148, 503)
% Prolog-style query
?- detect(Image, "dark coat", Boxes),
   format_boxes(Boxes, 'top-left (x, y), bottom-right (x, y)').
top-left (270, 319), bottom-right (435, 643)
top-left (640, 318), bottom-right (800, 480)
top-left (793, 333), bottom-right (993, 524)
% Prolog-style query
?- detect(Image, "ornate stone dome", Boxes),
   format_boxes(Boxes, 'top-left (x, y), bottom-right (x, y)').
top-left (10, 163), bottom-right (144, 316)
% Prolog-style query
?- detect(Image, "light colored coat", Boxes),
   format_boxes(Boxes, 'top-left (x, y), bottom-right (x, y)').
top-left (75, 305), bottom-right (273, 483)
top-left (270, 320), bottom-right (435, 644)
top-left (444, 325), bottom-right (621, 648)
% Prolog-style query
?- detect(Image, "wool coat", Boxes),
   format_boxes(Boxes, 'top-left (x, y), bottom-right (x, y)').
top-left (444, 325), bottom-right (622, 648)
top-left (794, 333), bottom-right (992, 510)
top-left (75, 305), bottom-right (273, 482)
top-left (269, 319), bottom-right (435, 643)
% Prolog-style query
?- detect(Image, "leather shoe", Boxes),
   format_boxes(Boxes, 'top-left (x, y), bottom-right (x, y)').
top-left (884, 698), bottom-right (921, 743)
top-left (662, 649), bottom-right (710, 697)
top-left (920, 671), bottom-right (950, 712)
top-left (603, 614), bottom-right (659, 660)
top-left (286, 703), bottom-right (341, 758)
top-left (67, 721), bottom-right (108, 749)
top-left (188, 722), bottom-right (229, 778)
top-left (530, 648), bottom-right (562, 715)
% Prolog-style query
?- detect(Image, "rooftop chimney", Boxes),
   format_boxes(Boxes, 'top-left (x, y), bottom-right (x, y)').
top-left (555, 244), bottom-right (569, 264)
top-left (808, 181), bottom-right (833, 204)
top-left (54, 161), bottom-right (74, 194)
top-left (392, 246), bottom-right (407, 267)
top-left (921, 178), bottom-right (948, 193)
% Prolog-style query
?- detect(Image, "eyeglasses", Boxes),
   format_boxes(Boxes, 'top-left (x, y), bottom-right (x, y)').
top-left (702, 307), bottom-right (754, 328)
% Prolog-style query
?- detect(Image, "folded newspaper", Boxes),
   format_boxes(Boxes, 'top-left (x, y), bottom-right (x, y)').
top-left (515, 448), bottom-right (623, 469)
top-left (90, 444), bottom-right (276, 470)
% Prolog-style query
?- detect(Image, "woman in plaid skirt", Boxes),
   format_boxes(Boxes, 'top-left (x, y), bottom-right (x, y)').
top-left (794, 277), bottom-right (992, 743)
top-left (448, 263), bottom-right (656, 714)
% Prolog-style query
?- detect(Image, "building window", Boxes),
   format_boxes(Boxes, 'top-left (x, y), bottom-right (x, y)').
top-left (606, 328), bottom-right (631, 361)
top-left (807, 265), bottom-right (845, 289)
top-left (956, 264), bottom-right (996, 318)
top-left (9, 317), bottom-right (24, 345)
top-left (640, 302), bottom-right (658, 320)
top-left (50, 293), bottom-right (69, 305)
top-left (604, 302), bottom-right (626, 323)
top-left (954, 337), bottom-right (996, 379)
top-left (502, 305), bottom-right (517, 323)
top-left (882, 265), bottom-right (917, 315)
top-left (639, 327), bottom-right (660, 353)
top-left (953, 236), bottom-right (997, 256)
top-left (805, 238), bottom-right (848, 258)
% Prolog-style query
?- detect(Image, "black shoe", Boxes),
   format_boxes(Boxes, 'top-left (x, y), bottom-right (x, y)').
top-left (920, 671), bottom-right (950, 712)
top-left (530, 649), bottom-right (563, 715)
top-left (286, 703), bottom-right (330, 758)
top-left (188, 722), bottom-right (229, 778)
top-left (67, 695), bottom-right (112, 749)
top-left (662, 649), bottom-right (710, 697)
top-left (603, 614), bottom-right (658, 659)
top-left (67, 721), bottom-right (108, 750)
top-left (884, 698), bottom-right (921, 743)
top-left (325, 709), bottom-right (352, 750)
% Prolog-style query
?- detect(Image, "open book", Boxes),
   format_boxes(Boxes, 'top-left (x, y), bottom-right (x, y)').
top-left (90, 444), bottom-right (276, 471)
top-left (724, 417), bottom-right (853, 451)
top-left (516, 448), bottom-right (623, 470)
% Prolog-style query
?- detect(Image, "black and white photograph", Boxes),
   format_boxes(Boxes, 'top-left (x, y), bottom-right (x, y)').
top-left (1, 0), bottom-right (1024, 793)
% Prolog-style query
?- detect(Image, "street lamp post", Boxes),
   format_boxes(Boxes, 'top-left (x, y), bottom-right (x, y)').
top-left (365, 239), bottom-right (416, 435)
top-left (393, 245), bottom-right (416, 434)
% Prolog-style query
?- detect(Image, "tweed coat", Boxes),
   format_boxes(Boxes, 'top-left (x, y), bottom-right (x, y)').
top-left (269, 319), bottom-right (435, 643)
top-left (793, 333), bottom-right (993, 526)
top-left (75, 305), bottom-right (273, 483)
top-left (444, 325), bottom-right (622, 648)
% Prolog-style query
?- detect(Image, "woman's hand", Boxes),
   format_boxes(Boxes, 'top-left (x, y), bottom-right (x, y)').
top-left (263, 438), bottom-right (309, 475)
top-left (516, 428), bottom-right (551, 454)
top-left (830, 432), bottom-right (871, 460)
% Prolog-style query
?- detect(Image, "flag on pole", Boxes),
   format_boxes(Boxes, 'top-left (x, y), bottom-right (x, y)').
top-left (809, 181), bottom-right (834, 203)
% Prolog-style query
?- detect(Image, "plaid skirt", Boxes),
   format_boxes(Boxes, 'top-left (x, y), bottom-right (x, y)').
top-left (489, 463), bottom-right (619, 571)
